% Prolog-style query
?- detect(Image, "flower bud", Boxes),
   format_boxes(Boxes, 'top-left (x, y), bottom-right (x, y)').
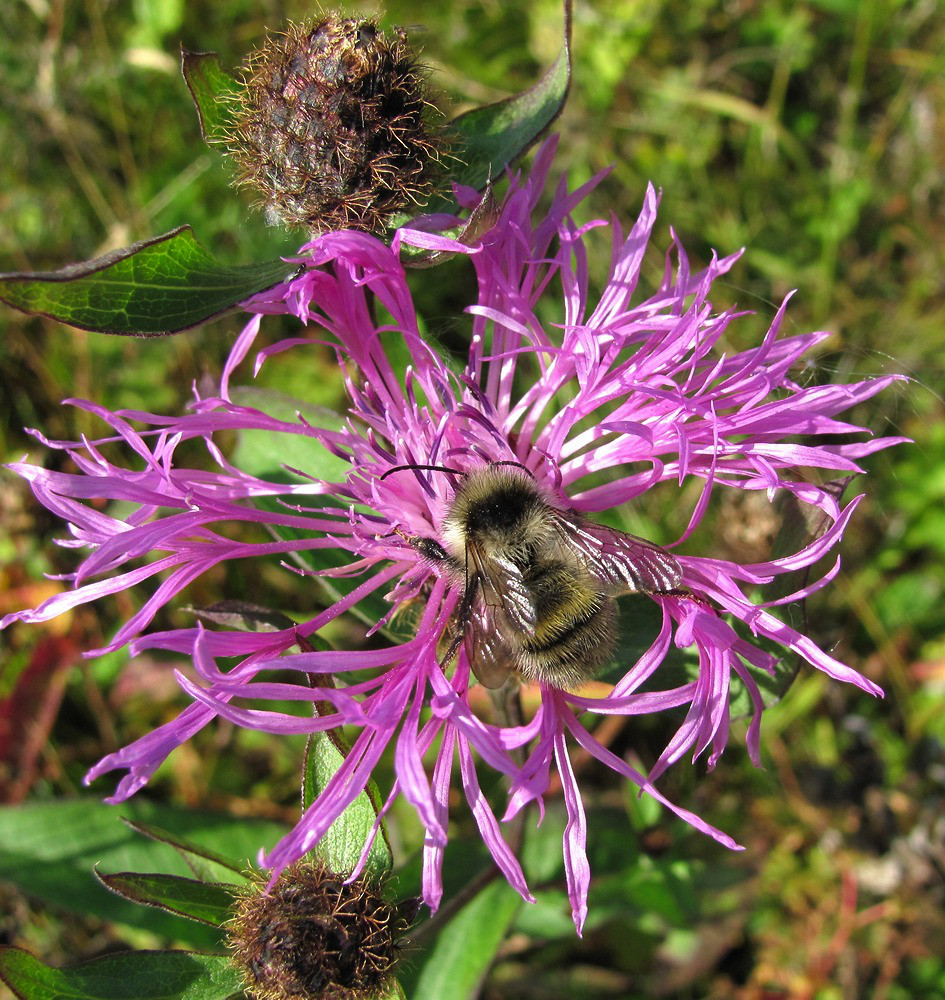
top-left (228, 14), bottom-right (443, 235)
top-left (227, 863), bottom-right (413, 999)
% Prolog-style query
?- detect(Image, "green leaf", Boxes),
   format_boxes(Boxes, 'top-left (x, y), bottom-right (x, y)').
top-left (301, 724), bottom-right (393, 879)
top-left (406, 881), bottom-right (522, 1000)
top-left (188, 601), bottom-right (299, 635)
top-left (0, 227), bottom-right (294, 336)
top-left (398, 188), bottom-right (500, 269)
top-left (608, 593), bottom-right (669, 675)
top-left (439, 0), bottom-right (573, 199)
top-left (227, 387), bottom-right (351, 485)
top-left (121, 819), bottom-right (250, 881)
top-left (511, 887), bottom-right (575, 940)
top-left (0, 799), bottom-right (286, 946)
top-left (0, 946), bottom-right (242, 1000)
top-left (599, 594), bottom-right (784, 721)
top-left (96, 872), bottom-right (240, 927)
top-left (180, 50), bottom-right (243, 145)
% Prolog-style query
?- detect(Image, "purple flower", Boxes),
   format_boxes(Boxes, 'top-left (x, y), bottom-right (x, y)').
top-left (3, 138), bottom-right (903, 932)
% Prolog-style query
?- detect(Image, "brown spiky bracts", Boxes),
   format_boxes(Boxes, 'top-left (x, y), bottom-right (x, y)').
top-left (228, 15), bottom-right (444, 235)
top-left (227, 863), bottom-right (415, 1000)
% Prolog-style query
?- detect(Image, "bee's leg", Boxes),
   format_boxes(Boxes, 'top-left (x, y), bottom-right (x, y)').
top-left (409, 536), bottom-right (451, 564)
top-left (396, 532), bottom-right (474, 667)
top-left (455, 569), bottom-right (483, 635)
top-left (438, 631), bottom-right (464, 668)
top-left (436, 569), bottom-right (481, 673)
top-left (381, 526), bottom-right (450, 562)
top-left (654, 587), bottom-right (718, 613)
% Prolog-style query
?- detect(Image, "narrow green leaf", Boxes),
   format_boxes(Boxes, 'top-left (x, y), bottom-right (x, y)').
top-left (122, 818), bottom-right (250, 880)
top-left (228, 387), bottom-right (351, 485)
top-left (438, 0), bottom-right (572, 200)
top-left (265, 634), bottom-right (398, 881)
top-left (606, 593), bottom-right (784, 718)
top-left (301, 725), bottom-right (393, 879)
top-left (188, 601), bottom-right (299, 635)
top-left (0, 946), bottom-right (242, 1000)
top-left (608, 593), bottom-right (668, 676)
top-left (180, 50), bottom-right (243, 144)
top-left (407, 882), bottom-right (522, 1000)
top-left (0, 227), bottom-right (294, 335)
top-left (398, 188), bottom-right (500, 268)
top-left (96, 872), bottom-right (240, 927)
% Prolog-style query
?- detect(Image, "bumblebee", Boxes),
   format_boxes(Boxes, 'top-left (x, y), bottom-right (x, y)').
top-left (396, 462), bottom-right (683, 690)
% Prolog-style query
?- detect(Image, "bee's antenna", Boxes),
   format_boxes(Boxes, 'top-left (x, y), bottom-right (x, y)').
top-left (381, 459), bottom-right (535, 482)
top-left (380, 463), bottom-right (463, 481)
top-left (491, 460), bottom-right (535, 479)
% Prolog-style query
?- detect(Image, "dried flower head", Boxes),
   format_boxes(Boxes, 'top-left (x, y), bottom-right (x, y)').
top-left (228, 13), bottom-right (443, 234)
top-left (228, 863), bottom-right (411, 1000)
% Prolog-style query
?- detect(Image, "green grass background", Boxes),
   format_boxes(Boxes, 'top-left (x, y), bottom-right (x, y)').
top-left (1, 1), bottom-right (944, 997)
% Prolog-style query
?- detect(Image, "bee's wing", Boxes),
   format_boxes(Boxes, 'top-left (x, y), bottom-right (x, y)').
top-left (552, 510), bottom-right (683, 595)
top-left (466, 545), bottom-right (537, 633)
top-left (463, 601), bottom-right (519, 689)
top-left (460, 544), bottom-right (537, 689)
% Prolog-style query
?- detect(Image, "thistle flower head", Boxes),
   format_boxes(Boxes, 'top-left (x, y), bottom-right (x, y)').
top-left (3, 138), bottom-right (905, 933)
top-left (228, 862), bottom-right (412, 1000)
top-left (228, 13), bottom-right (443, 233)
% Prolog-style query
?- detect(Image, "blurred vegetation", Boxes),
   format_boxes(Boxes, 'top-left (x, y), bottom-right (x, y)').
top-left (1, 0), bottom-right (944, 997)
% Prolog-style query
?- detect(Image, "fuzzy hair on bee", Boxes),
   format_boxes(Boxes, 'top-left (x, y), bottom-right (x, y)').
top-left (390, 462), bottom-right (684, 691)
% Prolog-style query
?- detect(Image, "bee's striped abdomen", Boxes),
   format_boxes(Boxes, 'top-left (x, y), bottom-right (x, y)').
top-left (517, 561), bottom-right (617, 687)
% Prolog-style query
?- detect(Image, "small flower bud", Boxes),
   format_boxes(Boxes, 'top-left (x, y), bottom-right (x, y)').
top-left (227, 863), bottom-right (414, 1000)
top-left (228, 14), bottom-right (444, 235)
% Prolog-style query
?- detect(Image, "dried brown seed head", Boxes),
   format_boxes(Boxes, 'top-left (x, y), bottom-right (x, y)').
top-left (227, 862), bottom-right (413, 1000)
top-left (227, 14), bottom-right (444, 235)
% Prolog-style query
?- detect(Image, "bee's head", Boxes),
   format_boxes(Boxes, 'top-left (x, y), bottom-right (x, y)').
top-left (442, 464), bottom-right (551, 560)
